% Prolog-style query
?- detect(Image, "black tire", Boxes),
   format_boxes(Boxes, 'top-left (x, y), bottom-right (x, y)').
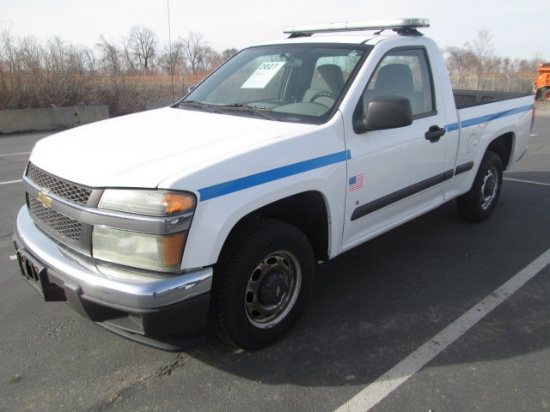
top-left (543, 89), bottom-right (550, 101)
top-left (456, 151), bottom-right (503, 222)
top-left (209, 218), bottom-right (315, 350)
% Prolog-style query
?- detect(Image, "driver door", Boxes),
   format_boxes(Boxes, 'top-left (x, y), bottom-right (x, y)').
top-left (342, 47), bottom-right (450, 249)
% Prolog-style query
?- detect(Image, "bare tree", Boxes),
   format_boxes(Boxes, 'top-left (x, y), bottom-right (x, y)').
top-left (466, 28), bottom-right (495, 76)
top-left (181, 32), bottom-right (208, 75)
top-left (0, 24), bottom-right (20, 74)
top-left (0, 24), bottom-right (20, 108)
top-left (81, 48), bottom-right (97, 74)
top-left (96, 35), bottom-right (123, 75)
top-left (159, 40), bottom-right (185, 75)
top-left (444, 46), bottom-right (479, 76)
top-left (126, 25), bottom-right (157, 71)
top-left (19, 35), bottom-right (42, 73)
top-left (221, 48), bottom-right (238, 62)
top-left (203, 47), bottom-right (239, 71)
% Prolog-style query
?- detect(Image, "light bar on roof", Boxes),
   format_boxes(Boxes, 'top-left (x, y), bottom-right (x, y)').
top-left (284, 18), bottom-right (430, 35)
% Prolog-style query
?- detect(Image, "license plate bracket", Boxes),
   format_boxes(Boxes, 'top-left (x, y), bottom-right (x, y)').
top-left (15, 247), bottom-right (66, 302)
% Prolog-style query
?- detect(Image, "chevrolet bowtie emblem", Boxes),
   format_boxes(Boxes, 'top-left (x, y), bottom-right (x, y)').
top-left (37, 191), bottom-right (52, 208)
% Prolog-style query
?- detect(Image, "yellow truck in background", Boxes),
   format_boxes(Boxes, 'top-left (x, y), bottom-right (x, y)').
top-left (534, 63), bottom-right (550, 100)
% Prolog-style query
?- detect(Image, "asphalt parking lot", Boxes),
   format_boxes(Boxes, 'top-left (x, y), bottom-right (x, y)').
top-left (1, 106), bottom-right (549, 411)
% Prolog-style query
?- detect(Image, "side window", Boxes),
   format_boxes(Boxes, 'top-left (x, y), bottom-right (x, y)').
top-left (362, 48), bottom-right (434, 117)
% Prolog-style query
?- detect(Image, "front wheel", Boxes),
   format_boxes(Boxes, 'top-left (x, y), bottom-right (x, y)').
top-left (209, 219), bottom-right (315, 350)
top-left (456, 151), bottom-right (503, 222)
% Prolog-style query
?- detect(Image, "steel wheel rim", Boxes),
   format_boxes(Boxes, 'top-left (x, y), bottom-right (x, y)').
top-left (245, 250), bottom-right (302, 329)
top-left (480, 166), bottom-right (498, 210)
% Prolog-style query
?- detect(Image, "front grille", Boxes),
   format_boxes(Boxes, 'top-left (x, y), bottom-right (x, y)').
top-left (26, 163), bottom-right (92, 205)
top-left (28, 198), bottom-right (82, 242)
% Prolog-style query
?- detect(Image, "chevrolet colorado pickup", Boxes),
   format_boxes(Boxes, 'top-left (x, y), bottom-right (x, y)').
top-left (14, 19), bottom-right (534, 350)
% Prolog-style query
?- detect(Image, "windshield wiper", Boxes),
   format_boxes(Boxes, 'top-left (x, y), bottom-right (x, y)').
top-left (177, 101), bottom-right (274, 120)
top-left (218, 103), bottom-right (274, 120)
top-left (176, 101), bottom-right (219, 113)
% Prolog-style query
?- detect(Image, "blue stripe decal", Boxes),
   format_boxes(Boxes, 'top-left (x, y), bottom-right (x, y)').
top-left (198, 150), bottom-right (351, 201)
top-left (446, 104), bottom-right (532, 132)
top-left (446, 122), bottom-right (460, 132)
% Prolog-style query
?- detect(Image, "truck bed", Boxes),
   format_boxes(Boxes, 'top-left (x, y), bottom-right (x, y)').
top-left (453, 89), bottom-right (531, 109)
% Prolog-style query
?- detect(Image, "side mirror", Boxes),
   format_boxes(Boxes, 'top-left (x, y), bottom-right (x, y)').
top-left (354, 96), bottom-right (413, 133)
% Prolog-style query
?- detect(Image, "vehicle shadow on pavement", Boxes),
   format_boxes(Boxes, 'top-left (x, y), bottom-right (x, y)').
top-left (187, 178), bottom-right (550, 387)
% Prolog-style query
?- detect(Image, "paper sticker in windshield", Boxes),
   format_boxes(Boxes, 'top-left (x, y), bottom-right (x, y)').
top-left (241, 62), bottom-right (286, 89)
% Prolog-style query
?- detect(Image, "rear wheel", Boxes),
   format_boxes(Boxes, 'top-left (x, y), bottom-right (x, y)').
top-left (456, 151), bottom-right (503, 222)
top-left (209, 219), bottom-right (315, 350)
top-left (543, 89), bottom-right (550, 101)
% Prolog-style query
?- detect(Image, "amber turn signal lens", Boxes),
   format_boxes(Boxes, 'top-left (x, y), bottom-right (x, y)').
top-left (162, 232), bottom-right (187, 268)
top-left (163, 193), bottom-right (195, 215)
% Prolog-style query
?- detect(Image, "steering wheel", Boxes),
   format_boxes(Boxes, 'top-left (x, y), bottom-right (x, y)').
top-left (309, 91), bottom-right (338, 103)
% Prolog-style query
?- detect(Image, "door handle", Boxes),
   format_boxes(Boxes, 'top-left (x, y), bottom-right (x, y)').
top-left (425, 125), bottom-right (446, 142)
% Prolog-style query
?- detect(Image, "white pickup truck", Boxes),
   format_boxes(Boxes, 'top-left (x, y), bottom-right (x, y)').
top-left (14, 19), bottom-right (534, 350)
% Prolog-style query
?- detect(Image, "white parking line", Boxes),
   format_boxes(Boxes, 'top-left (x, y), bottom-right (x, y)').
top-left (504, 177), bottom-right (550, 187)
top-left (0, 179), bottom-right (23, 186)
top-left (335, 249), bottom-right (550, 412)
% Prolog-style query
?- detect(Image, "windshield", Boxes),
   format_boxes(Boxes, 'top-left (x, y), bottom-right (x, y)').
top-left (178, 43), bottom-right (371, 124)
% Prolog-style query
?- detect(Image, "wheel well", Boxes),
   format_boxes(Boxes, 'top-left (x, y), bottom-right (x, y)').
top-left (487, 132), bottom-right (513, 169)
top-left (224, 191), bottom-right (330, 262)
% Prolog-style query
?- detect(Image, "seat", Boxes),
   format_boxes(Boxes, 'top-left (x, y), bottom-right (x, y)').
top-left (302, 64), bottom-right (345, 107)
top-left (374, 63), bottom-right (415, 96)
top-left (367, 63), bottom-right (421, 114)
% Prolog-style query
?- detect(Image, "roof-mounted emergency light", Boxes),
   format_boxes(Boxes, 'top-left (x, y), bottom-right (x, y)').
top-left (284, 18), bottom-right (430, 38)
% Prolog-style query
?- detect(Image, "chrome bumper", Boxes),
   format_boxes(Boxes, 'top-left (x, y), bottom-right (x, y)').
top-left (14, 206), bottom-right (212, 311)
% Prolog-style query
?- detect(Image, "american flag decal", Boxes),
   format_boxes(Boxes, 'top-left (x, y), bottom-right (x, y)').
top-left (348, 174), bottom-right (364, 191)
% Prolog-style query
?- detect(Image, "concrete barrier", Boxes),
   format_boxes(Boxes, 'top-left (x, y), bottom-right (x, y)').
top-left (0, 105), bottom-right (110, 134)
top-left (145, 101), bottom-right (173, 111)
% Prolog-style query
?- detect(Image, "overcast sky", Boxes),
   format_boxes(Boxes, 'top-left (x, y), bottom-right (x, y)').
top-left (1, 0), bottom-right (548, 60)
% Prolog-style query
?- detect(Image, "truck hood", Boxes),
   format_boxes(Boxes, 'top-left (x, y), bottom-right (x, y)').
top-left (29, 108), bottom-right (314, 188)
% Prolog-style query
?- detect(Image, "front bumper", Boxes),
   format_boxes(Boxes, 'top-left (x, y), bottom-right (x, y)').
top-left (14, 206), bottom-right (213, 350)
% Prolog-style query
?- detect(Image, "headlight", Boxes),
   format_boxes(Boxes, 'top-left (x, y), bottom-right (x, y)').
top-left (93, 227), bottom-right (187, 272)
top-left (99, 189), bottom-right (195, 216)
top-left (93, 189), bottom-right (196, 272)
